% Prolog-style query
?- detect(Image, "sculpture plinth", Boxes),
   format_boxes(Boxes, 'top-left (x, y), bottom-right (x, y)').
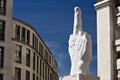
top-left (60, 74), bottom-right (100, 80)
top-left (60, 7), bottom-right (99, 80)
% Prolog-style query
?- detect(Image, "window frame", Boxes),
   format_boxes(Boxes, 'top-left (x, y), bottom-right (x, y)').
top-left (21, 27), bottom-right (26, 42)
top-left (26, 48), bottom-right (30, 67)
top-left (0, 47), bottom-right (4, 67)
top-left (15, 45), bottom-right (22, 63)
top-left (116, 0), bottom-right (120, 7)
top-left (0, 0), bottom-right (6, 15)
top-left (0, 20), bottom-right (5, 41)
top-left (15, 25), bottom-right (20, 40)
top-left (0, 74), bottom-right (3, 80)
top-left (15, 67), bottom-right (21, 80)
top-left (26, 70), bottom-right (30, 80)
top-left (26, 30), bottom-right (30, 44)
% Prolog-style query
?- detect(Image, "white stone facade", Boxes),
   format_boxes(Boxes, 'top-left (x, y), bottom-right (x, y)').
top-left (94, 0), bottom-right (120, 80)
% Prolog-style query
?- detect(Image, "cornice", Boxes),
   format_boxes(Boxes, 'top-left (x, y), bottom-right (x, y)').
top-left (94, 0), bottom-right (115, 10)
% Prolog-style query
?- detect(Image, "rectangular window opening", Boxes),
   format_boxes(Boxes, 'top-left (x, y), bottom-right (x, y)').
top-left (0, 47), bottom-right (4, 67)
top-left (26, 48), bottom-right (30, 67)
top-left (15, 67), bottom-right (21, 80)
top-left (15, 45), bottom-right (22, 63)
top-left (0, 21), bottom-right (5, 41)
top-left (0, 0), bottom-right (6, 15)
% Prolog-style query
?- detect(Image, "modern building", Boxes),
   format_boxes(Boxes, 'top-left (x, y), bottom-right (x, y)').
top-left (0, 0), bottom-right (58, 80)
top-left (94, 0), bottom-right (120, 80)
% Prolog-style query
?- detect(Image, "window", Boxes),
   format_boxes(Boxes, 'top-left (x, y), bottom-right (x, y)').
top-left (116, 0), bottom-right (120, 7)
top-left (32, 34), bottom-right (38, 50)
top-left (48, 68), bottom-right (49, 80)
top-left (35, 38), bottom-right (38, 51)
top-left (26, 30), bottom-right (30, 44)
top-left (39, 42), bottom-right (41, 54)
top-left (0, 74), bottom-right (3, 80)
top-left (32, 34), bottom-right (35, 48)
top-left (33, 52), bottom-right (35, 70)
top-left (21, 27), bottom-right (26, 42)
top-left (50, 73), bottom-right (53, 80)
top-left (0, 21), bottom-right (5, 40)
top-left (33, 74), bottom-right (35, 80)
top-left (37, 56), bottom-right (39, 73)
top-left (45, 65), bottom-right (47, 80)
top-left (43, 62), bottom-right (44, 79)
top-left (15, 67), bottom-right (21, 80)
top-left (49, 55), bottom-right (51, 64)
top-left (45, 50), bottom-right (48, 62)
top-left (26, 48), bottom-right (30, 67)
top-left (15, 45), bottom-right (22, 63)
top-left (15, 25), bottom-right (20, 40)
top-left (36, 76), bottom-right (38, 80)
top-left (39, 43), bottom-right (43, 57)
top-left (0, 0), bottom-right (6, 14)
top-left (40, 59), bottom-right (42, 76)
top-left (26, 70), bottom-right (30, 80)
top-left (0, 47), bottom-right (4, 67)
top-left (117, 51), bottom-right (120, 59)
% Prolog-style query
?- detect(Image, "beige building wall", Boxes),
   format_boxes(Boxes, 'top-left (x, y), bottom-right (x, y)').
top-left (0, 0), bottom-right (58, 80)
top-left (0, 0), bottom-right (13, 80)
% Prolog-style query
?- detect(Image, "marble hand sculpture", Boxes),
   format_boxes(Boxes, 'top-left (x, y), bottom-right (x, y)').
top-left (68, 7), bottom-right (92, 75)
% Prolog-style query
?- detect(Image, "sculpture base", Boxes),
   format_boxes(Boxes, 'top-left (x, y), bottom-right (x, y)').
top-left (60, 74), bottom-right (100, 80)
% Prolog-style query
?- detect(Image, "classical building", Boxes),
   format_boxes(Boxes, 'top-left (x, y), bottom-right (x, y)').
top-left (0, 0), bottom-right (58, 80)
top-left (94, 0), bottom-right (120, 80)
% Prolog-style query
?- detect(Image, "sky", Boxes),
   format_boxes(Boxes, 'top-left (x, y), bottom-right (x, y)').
top-left (13, 0), bottom-right (97, 77)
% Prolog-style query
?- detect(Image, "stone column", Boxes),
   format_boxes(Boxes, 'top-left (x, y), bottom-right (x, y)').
top-left (94, 0), bottom-right (115, 80)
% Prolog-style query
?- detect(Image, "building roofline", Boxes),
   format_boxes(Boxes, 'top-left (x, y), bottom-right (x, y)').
top-left (12, 17), bottom-right (53, 56)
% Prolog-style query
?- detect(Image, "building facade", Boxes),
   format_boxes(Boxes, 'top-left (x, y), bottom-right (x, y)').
top-left (0, 0), bottom-right (58, 80)
top-left (94, 0), bottom-right (120, 80)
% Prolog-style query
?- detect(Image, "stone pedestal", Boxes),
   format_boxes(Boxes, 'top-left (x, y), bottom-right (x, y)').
top-left (60, 74), bottom-right (100, 80)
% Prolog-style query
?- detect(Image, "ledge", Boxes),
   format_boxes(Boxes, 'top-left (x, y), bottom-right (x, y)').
top-left (94, 0), bottom-right (114, 10)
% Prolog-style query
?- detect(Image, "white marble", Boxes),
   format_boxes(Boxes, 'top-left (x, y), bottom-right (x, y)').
top-left (68, 7), bottom-right (92, 75)
top-left (60, 74), bottom-right (100, 80)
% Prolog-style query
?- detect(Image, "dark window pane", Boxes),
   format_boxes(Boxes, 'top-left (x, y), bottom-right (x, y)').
top-left (36, 76), bottom-right (38, 80)
top-left (26, 30), bottom-right (30, 44)
top-left (33, 52), bottom-right (35, 70)
top-left (43, 62), bottom-right (44, 79)
top-left (36, 38), bottom-right (38, 51)
top-left (15, 67), bottom-right (21, 80)
top-left (0, 47), bottom-right (4, 67)
top-left (39, 43), bottom-right (43, 57)
top-left (26, 48), bottom-right (30, 67)
top-left (48, 68), bottom-right (49, 80)
top-left (40, 59), bottom-right (42, 76)
top-left (15, 25), bottom-right (20, 40)
top-left (32, 34), bottom-right (35, 48)
top-left (117, 51), bottom-right (120, 59)
top-left (0, 74), bottom-right (3, 80)
top-left (0, 21), bottom-right (5, 40)
top-left (37, 56), bottom-right (39, 73)
top-left (15, 45), bottom-right (22, 63)
top-left (33, 74), bottom-right (35, 80)
top-left (45, 65), bottom-right (47, 80)
top-left (0, 0), bottom-right (6, 14)
top-left (26, 70), bottom-right (30, 80)
top-left (116, 0), bottom-right (120, 7)
top-left (21, 27), bottom-right (26, 42)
